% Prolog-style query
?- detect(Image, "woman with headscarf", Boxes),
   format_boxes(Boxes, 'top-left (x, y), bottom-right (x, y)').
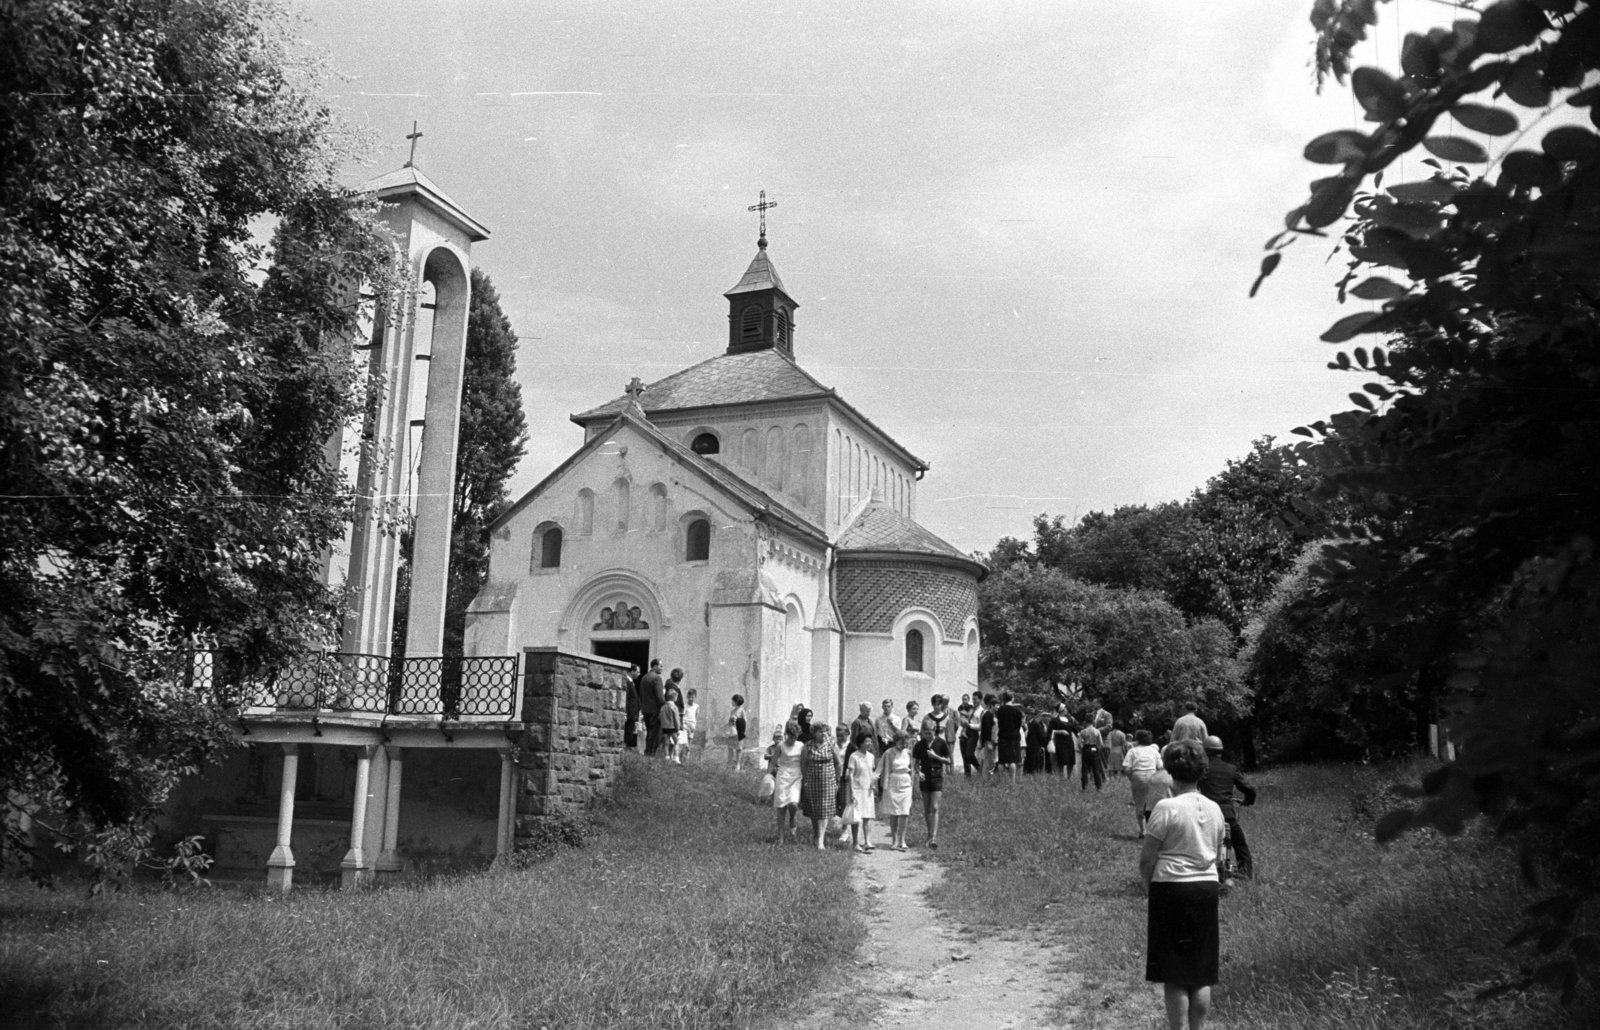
top-left (1139, 739), bottom-right (1225, 1030)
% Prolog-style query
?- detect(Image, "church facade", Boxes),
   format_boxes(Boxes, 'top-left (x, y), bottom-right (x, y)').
top-left (465, 233), bottom-right (984, 743)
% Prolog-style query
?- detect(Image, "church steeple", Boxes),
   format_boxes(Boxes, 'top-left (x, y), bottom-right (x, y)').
top-left (725, 193), bottom-right (798, 356)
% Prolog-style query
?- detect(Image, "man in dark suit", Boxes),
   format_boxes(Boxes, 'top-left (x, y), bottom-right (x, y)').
top-left (623, 664), bottom-right (641, 751)
top-left (639, 659), bottom-right (667, 756)
top-left (1200, 735), bottom-right (1257, 878)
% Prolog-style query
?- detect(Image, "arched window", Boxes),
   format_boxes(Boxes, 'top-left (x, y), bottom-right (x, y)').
top-left (576, 489), bottom-right (594, 536)
top-left (685, 518), bottom-right (711, 561)
top-left (905, 628), bottom-right (924, 673)
top-left (740, 305), bottom-right (762, 342)
top-left (613, 477), bottom-right (630, 532)
top-left (691, 432), bottom-right (720, 455)
top-left (537, 526), bottom-right (562, 569)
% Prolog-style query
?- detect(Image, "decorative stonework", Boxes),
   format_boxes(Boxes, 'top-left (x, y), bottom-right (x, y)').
top-left (764, 539), bottom-right (823, 572)
top-left (514, 648), bottom-right (628, 833)
top-left (593, 605), bottom-right (649, 631)
top-left (835, 562), bottom-right (978, 638)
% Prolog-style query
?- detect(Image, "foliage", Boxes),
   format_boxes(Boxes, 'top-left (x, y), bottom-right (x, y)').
top-left (1240, 544), bottom-right (1426, 762)
top-left (389, 268), bottom-right (527, 659)
top-left (978, 563), bottom-right (1244, 723)
top-left (0, 0), bottom-right (393, 874)
top-left (1011, 439), bottom-right (1322, 636)
top-left (1259, 0), bottom-right (1600, 999)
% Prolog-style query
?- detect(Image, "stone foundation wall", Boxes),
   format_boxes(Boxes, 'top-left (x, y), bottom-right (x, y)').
top-left (515, 647), bottom-right (629, 835)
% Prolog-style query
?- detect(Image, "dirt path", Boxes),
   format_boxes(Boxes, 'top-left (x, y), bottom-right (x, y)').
top-left (796, 842), bottom-right (1075, 1029)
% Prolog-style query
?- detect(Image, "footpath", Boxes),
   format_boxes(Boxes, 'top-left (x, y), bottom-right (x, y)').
top-left (795, 842), bottom-right (1074, 1029)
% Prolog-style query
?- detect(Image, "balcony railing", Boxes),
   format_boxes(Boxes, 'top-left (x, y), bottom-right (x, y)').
top-left (141, 650), bottom-right (522, 720)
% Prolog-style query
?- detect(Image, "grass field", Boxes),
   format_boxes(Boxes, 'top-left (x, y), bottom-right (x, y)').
top-left (0, 756), bottom-right (860, 1030)
top-left (923, 761), bottom-right (1598, 1030)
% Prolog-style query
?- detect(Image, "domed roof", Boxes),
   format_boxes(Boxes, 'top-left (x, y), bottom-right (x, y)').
top-left (837, 500), bottom-right (985, 578)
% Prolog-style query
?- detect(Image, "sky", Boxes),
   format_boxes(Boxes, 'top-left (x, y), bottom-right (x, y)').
top-left (295, 0), bottom-right (1460, 556)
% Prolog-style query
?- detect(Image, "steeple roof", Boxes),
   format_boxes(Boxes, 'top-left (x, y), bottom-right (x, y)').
top-left (360, 165), bottom-right (490, 242)
top-left (838, 500), bottom-right (982, 575)
top-left (724, 241), bottom-right (789, 297)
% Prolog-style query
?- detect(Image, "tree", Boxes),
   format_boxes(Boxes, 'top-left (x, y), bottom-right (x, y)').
top-left (978, 564), bottom-right (1245, 724)
top-left (0, 0), bottom-right (393, 874)
top-left (1257, 0), bottom-right (1600, 997)
top-left (445, 270), bottom-right (528, 654)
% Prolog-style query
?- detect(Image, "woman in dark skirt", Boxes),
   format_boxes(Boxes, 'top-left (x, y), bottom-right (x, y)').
top-left (1139, 739), bottom-right (1225, 1030)
top-left (800, 724), bottom-right (843, 850)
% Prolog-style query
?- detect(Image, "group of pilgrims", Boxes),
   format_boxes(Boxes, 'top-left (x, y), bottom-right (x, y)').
top-left (732, 694), bottom-right (1260, 1030)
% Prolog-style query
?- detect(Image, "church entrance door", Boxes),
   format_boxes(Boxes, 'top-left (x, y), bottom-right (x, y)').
top-left (590, 639), bottom-right (649, 672)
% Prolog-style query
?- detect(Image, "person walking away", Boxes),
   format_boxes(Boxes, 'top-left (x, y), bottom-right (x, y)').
top-left (874, 698), bottom-right (899, 755)
top-left (1050, 704), bottom-right (1076, 782)
top-left (1140, 740), bottom-right (1225, 1030)
top-left (1123, 729), bottom-right (1166, 833)
top-left (878, 731), bottom-right (915, 850)
top-left (659, 685), bottom-right (682, 763)
top-left (1198, 736), bottom-right (1256, 879)
top-left (726, 694), bottom-right (748, 771)
top-left (980, 694), bottom-right (1000, 775)
top-left (1106, 724), bottom-right (1128, 780)
top-left (771, 722), bottom-right (805, 843)
top-left (960, 695), bottom-right (983, 777)
top-left (912, 723), bottom-right (951, 847)
top-left (845, 733), bottom-right (879, 852)
top-left (994, 692), bottom-right (1024, 783)
top-left (638, 660), bottom-right (667, 755)
top-left (1092, 703), bottom-right (1114, 780)
top-left (1024, 708), bottom-right (1050, 774)
top-left (624, 664), bottom-right (641, 751)
top-left (1172, 705), bottom-right (1207, 744)
top-left (1079, 721), bottom-right (1105, 792)
top-left (800, 724), bottom-right (843, 850)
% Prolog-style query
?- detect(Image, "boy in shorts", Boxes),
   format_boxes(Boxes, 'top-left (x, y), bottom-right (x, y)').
top-left (912, 723), bottom-right (952, 848)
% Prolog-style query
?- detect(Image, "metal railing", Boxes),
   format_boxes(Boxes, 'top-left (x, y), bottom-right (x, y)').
top-left (137, 650), bottom-right (522, 720)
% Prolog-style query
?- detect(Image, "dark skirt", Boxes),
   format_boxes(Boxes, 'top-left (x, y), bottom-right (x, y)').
top-left (997, 741), bottom-right (1023, 766)
top-left (801, 755), bottom-right (838, 819)
top-left (1146, 881), bottom-right (1219, 986)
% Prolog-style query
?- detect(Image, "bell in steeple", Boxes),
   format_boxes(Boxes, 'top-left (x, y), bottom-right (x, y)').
top-left (725, 193), bottom-right (798, 356)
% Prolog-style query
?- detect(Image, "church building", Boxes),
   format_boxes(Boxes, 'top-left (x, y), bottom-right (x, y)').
top-left (465, 225), bottom-right (985, 742)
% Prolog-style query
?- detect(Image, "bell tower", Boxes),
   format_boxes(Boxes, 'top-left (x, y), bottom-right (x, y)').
top-left (725, 191), bottom-right (798, 356)
top-left (334, 160), bottom-right (490, 658)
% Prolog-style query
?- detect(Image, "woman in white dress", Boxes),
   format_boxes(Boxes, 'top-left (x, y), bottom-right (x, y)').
top-left (845, 732), bottom-right (879, 853)
top-left (771, 719), bottom-right (805, 844)
top-left (878, 731), bottom-right (915, 851)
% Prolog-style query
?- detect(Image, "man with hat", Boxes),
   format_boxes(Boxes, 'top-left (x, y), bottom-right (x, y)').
top-left (1198, 735), bottom-right (1257, 879)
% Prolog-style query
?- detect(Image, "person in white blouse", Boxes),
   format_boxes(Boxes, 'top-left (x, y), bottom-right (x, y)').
top-left (1122, 728), bottom-right (1167, 834)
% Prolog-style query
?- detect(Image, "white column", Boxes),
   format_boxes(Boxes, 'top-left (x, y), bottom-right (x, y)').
top-left (376, 746), bottom-right (403, 878)
top-left (494, 748), bottom-right (516, 865)
top-left (339, 745), bottom-right (375, 888)
top-left (266, 745), bottom-right (299, 892)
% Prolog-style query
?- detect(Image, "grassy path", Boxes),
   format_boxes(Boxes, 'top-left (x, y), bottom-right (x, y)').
top-left (0, 757), bottom-right (861, 1030)
top-left (920, 764), bottom-right (1598, 1030)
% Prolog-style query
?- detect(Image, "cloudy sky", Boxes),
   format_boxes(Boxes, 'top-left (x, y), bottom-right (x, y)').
top-left (298, 0), bottom-right (1453, 555)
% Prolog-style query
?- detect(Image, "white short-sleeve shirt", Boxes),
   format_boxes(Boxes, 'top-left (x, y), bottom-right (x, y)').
top-left (1144, 792), bottom-right (1226, 883)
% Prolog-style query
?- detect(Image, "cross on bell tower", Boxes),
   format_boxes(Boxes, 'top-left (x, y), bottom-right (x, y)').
top-left (724, 190), bottom-right (798, 357)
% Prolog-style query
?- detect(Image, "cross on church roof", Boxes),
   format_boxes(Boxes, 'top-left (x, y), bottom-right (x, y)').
top-left (624, 376), bottom-right (647, 406)
top-left (404, 121), bottom-right (423, 168)
top-left (747, 190), bottom-right (777, 247)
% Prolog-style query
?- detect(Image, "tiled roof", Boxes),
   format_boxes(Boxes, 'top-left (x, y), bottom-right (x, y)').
top-left (724, 243), bottom-right (788, 297)
top-left (838, 502), bottom-right (978, 566)
top-left (573, 349), bottom-right (831, 423)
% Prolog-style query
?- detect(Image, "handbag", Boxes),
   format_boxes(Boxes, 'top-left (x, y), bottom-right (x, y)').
top-left (836, 775), bottom-right (854, 817)
top-left (758, 771), bottom-right (775, 800)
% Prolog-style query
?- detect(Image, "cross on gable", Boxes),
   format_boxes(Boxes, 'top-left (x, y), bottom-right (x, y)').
top-left (624, 377), bottom-right (647, 406)
top-left (404, 121), bottom-right (423, 168)
top-left (747, 190), bottom-right (777, 243)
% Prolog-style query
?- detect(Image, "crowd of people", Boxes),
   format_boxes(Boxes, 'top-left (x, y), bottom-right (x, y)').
top-left (621, 668), bottom-right (1255, 1030)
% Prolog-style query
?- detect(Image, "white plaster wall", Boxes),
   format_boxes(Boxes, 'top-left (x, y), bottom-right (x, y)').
top-left (822, 407), bottom-right (920, 535)
top-left (842, 629), bottom-right (978, 720)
